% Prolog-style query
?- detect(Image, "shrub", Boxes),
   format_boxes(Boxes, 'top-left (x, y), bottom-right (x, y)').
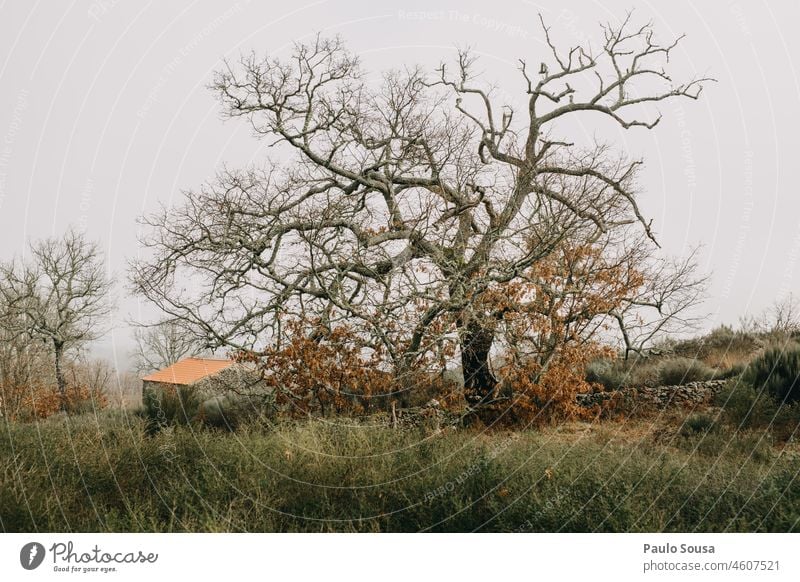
top-left (196, 393), bottom-right (275, 431)
top-left (586, 360), bottom-right (628, 390)
top-left (629, 359), bottom-right (664, 388)
top-left (715, 380), bottom-right (774, 429)
top-left (680, 413), bottom-right (717, 437)
top-left (715, 379), bottom-right (800, 441)
top-left (496, 342), bottom-right (615, 426)
top-left (670, 325), bottom-right (761, 369)
top-left (657, 357), bottom-right (717, 386)
top-left (715, 361), bottom-right (747, 380)
top-left (243, 320), bottom-right (396, 417)
top-left (65, 384), bottom-right (108, 416)
top-left (0, 381), bottom-right (106, 421)
top-left (743, 343), bottom-right (800, 403)
top-left (139, 385), bottom-right (201, 434)
top-left (585, 357), bottom-right (661, 390)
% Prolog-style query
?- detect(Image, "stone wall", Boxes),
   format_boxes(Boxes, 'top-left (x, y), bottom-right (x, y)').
top-left (392, 381), bottom-right (731, 426)
top-left (383, 400), bottom-right (464, 430)
top-left (577, 379), bottom-right (728, 410)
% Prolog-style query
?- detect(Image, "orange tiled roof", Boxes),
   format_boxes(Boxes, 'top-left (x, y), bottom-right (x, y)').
top-left (141, 358), bottom-right (235, 386)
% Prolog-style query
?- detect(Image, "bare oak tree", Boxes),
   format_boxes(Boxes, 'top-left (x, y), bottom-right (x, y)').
top-left (133, 14), bottom-right (711, 407)
top-left (0, 230), bottom-right (113, 409)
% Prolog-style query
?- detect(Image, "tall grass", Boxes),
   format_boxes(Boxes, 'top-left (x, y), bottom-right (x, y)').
top-left (1, 411), bottom-right (798, 532)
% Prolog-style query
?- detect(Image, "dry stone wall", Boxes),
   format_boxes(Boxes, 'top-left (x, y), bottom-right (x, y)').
top-left (577, 379), bottom-right (728, 409)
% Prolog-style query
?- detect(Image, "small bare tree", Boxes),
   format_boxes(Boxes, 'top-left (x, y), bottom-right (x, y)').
top-left (763, 294), bottom-right (800, 336)
top-left (0, 230), bottom-right (113, 409)
top-left (131, 319), bottom-right (202, 375)
top-left (133, 14), bottom-right (711, 408)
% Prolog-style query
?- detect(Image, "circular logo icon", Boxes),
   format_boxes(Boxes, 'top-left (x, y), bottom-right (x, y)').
top-left (20, 542), bottom-right (46, 570)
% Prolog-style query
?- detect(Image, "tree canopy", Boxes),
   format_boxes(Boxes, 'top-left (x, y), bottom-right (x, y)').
top-left (132, 14), bottom-right (711, 411)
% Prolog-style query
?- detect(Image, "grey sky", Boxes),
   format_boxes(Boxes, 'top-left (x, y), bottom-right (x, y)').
top-left (0, 0), bottom-right (797, 370)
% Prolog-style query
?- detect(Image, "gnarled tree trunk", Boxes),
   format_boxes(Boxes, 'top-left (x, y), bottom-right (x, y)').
top-left (53, 340), bottom-right (67, 412)
top-left (459, 319), bottom-right (498, 407)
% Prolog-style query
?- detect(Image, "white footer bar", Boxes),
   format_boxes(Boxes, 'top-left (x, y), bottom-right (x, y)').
top-left (1, 533), bottom-right (796, 581)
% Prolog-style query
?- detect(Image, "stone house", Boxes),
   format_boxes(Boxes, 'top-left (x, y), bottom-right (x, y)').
top-left (141, 357), bottom-right (265, 400)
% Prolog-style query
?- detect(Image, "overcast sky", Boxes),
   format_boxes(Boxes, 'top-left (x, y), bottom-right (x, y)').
top-left (0, 0), bottom-right (797, 370)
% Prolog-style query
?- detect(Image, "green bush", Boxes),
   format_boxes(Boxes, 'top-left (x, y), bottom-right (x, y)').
top-left (585, 357), bottom-right (661, 390)
top-left (743, 343), bottom-right (800, 403)
top-left (197, 393), bottom-right (275, 431)
top-left (715, 361), bottom-right (747, 380)
top-left (657, 357), bottom-right (717, 386)
top-left (139, 385), bottom-right (201, 434)
top-left (586, 360), bottom-right (628, 390)
top-left (680, 413), bottom-right (717, 437)
top-left (715, 380), bottom-right (776, 429)
top-left (715, 379), bottom-right (800, 441)
top-left (711, 343), bottom-right (800, 441)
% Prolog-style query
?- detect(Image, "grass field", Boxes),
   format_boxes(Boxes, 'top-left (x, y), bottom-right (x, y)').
top-left (1, 410), bottom-right (798, 532)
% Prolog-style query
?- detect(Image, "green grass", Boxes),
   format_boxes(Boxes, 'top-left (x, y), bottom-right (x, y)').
top-left (1, 411), bottom-right (799, 532)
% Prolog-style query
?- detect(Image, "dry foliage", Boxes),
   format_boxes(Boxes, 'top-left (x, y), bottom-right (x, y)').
top-left (1, 381), bottom-right (106, 421)
top-left (236, 241), bottom-right (643, 425)
top-left (0, 331), bottom-right (111, 420)
top-left (472, 242), bottom-right (633, 424)
top-left (495, 343), bottom-right (614, 426)
top-left (239, 320), bottom-right (395, 417)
